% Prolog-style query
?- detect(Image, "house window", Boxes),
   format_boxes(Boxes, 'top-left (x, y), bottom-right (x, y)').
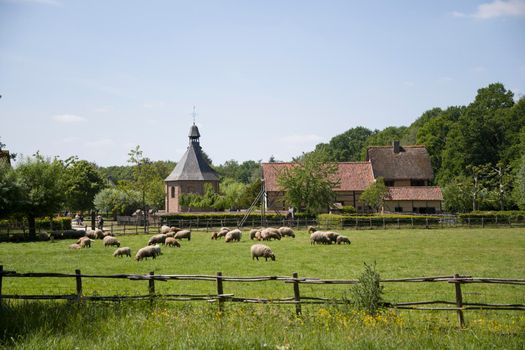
top-left (171, 187), bottom-right (175, 198)
top-left (395, 207), bottom-right (403, 212)
top-left (411, 179), bottom-right (425, 186)
top-left (385, 180), bottom-right (394, 187)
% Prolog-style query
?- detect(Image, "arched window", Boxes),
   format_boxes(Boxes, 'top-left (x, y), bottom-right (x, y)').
top-left (171, 186), bottom-right (175, 198)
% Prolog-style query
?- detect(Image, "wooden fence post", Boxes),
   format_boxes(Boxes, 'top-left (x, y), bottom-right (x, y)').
top-left (0, 265), bottom-right (3, 308)
top-left (149, 271), bottom-right (155, 305)
top-left (75, 269), bottom-right (82, 303)
top-left (453, 273), bottom-right (465, 328)
top-left (292, 272), bottom-right (302, 316)
top-left (216, 272), bottom-right (224, 313)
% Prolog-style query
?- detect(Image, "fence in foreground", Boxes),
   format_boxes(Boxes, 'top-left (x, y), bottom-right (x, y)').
top-left (1, 266), bottom-right (523, 328)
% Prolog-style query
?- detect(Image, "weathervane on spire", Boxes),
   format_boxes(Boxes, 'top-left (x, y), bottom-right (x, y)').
top-left (192, 105), bottom-right (197, 124)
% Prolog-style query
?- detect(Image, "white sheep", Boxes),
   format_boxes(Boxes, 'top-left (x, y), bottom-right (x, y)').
top-left (159, 225), bottom-right (171, 235)
top-left (307, 226), bottom-right (318, 234)
top-left (216, 228), bottom-right (229, 239)
top-left (103, 236), bottom-right (121, 247)
top-left (278, 227), bottom-right (295, 238)
top-left (249, 229), bottom-right (260, 240)
top-left (310, 231), bottom-right (331, 245)
top-left (85, 230), bottom-right (97, 240)
top-left (261, 228), bottom-right (281, 241)
top-left (113, 247), bottom-right (132, 257)
top-left (135, 245), bottom-right (161, 261)
top-left (95, 228), bottom-right (105, 239)
top-left (336, 235), bottom-right (351, 245)
top-left (324, 231), bottom-right (340, 243)
top-left (77, 237), bottom-right (93, 248)
top-left (165, 237), bottom-right (181, 247)
top-left (174, 229), bottom-right (191, 241)
top-left (225, 229), bottom-right (242, 243)
top-left (148, 234), bottom-right (167, 245)
top-left (250, 244), bottom-right (276, 261)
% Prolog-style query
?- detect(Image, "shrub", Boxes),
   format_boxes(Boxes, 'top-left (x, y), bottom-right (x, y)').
top-left (350, 262), bottom-right (384, 316)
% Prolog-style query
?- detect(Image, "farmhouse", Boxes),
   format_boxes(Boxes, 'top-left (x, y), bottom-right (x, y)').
top-left (164, 123), bottom-right (219, 213)
top-left (262, 141), bottom-right (443, 214)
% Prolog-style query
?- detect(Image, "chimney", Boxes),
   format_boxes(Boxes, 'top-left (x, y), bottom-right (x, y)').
top-left (393, 141), bottom-right (400, 154)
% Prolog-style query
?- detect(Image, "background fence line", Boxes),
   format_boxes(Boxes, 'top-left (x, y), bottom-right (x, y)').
top-left (1, 266), bottom-right (524, 328)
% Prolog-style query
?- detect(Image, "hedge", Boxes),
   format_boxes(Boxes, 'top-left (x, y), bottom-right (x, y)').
top-left (317, 213), bottom-right (442, 227)
top-left (458, 211), bottom-right (525, 221)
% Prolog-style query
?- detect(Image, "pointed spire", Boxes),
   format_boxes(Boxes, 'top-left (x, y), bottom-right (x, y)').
top-left (188, 106), bottom-right (200, 144)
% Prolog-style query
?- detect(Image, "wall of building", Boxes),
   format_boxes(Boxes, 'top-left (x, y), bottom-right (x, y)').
top-left (165, 180), bottom-right (219, 213)
top-left (266, 191), bottom-right (368, 213)
top-left (384, 200), bottom-right (442, 213)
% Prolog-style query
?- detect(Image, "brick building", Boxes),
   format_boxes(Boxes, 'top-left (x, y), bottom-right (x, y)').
top-left (164, 123), bottom-right (219, 213)
top-left (262, 141), bottom-right (443, 214)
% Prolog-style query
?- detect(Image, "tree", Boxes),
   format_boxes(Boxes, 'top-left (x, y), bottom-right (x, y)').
top-left (314, 126), bottom-right (373, 162)
top-left (359, 177), bottom-right (388, 213)
top-left (63, 159), bottom-right (104, 213)
top-left (442, 177), bottom-right (474, 213)
top-left (0, 160), bottom-right (21, 218)
top-left (277, 151), bottom-right (339, 215)
top-left (93, 187), bottom-right (142, 219)
top-left (14, 154), bottom-right (66, 239)
top-left (515, 155), bottom-right (525, 210)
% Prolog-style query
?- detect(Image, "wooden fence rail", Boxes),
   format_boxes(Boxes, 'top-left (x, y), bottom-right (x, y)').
top-left (1, 266), bottom-right (524, 328)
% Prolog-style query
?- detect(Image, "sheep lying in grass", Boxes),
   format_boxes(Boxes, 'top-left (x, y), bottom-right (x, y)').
top-left (225, 229), bottom-right (242, 243)
top-left (135, 245), bottom-right (161, 261)
top-left (165, 237), bottom-right (181, 247)
top-left (336, 235), bottom-right (351, 245)
top-left (69, 243), bottom-right (81, 250)
top-left (174, 229), bottom-right (191, 241)
top-left (103, 236), bottom-right (121, 247)
top-left (278, 227), bottom-right (295, 238)
top-left (261, 228), bottom-right (281, 241)
top-left (113, 247), bottom-right (131, 257)
top-left (148, 234), bottom-right (167, 245)
top-left (250, 244), bottom-right (276, 261)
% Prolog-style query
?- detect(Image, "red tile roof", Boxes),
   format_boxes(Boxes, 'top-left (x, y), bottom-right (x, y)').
top-left (386, 186), bottom-right (443, 201)
top-left (261, 162), bottom-right (374, 192)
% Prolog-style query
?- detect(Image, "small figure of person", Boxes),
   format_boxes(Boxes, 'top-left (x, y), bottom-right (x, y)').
top-left (97, 215), bottom-right (104, 230)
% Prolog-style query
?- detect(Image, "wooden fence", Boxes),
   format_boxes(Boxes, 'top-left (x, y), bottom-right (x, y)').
top-left (1, 266), bottom-right (523, 328)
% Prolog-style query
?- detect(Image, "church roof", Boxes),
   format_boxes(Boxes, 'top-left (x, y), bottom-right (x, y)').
top-left (165, 124), bottom-right (219, 182)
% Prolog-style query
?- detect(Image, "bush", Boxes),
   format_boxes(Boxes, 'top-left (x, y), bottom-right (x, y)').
top-left (351, 262), bottom-right (384, 316)
top-left (35, 217), bottom-right (72, 230)
top-left (340, 205), bottom-right (356, 214)
top-left (161, 212), bottom-right (315, 228)
top-left (458, 211), bottom-right (525, 221)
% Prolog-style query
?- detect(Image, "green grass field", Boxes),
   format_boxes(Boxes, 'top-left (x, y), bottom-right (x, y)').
top-left (1, 228), bottom-right (524, 349)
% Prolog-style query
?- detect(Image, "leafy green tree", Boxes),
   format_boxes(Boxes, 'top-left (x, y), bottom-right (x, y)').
top-left (359, 177), bottom-right (388, 213)
top-left (277, 151), bottom-right (339, 215)
top-left (0, 160), bottom-right (21, 218)
top-left (213, 178), bottom-right (247, 211)
top-left (514, 155), bottom-right (525, 209)
top-left (63, 159), bottom-right (104, 213)
top-left (126, 145), bottom-right (165, 210)
top-left (403, 107), bottom-right (443, 145)
top-left (314, 126), bottom-right (373, 162)
top-left (93, 187), bottom-right (142, 219)
top-left (442, 176), bottom-right (474, 213)
top-left (14, 154), bottom-right (66, 239)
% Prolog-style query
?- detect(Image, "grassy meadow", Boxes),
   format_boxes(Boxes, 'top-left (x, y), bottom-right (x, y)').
top-left (1, 227), bottom-right (524, 349)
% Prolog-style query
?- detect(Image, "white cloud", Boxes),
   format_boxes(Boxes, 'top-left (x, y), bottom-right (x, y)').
top-left (280, 134), bottom-right (323, 146)
top-left (52, 114), bottom-right (87, 123)
top-left (454, 0), bottom-right (525, 19)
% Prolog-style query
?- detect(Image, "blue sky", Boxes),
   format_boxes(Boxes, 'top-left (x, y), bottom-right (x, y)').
top-left (1, 0), bottom-right (524, 166)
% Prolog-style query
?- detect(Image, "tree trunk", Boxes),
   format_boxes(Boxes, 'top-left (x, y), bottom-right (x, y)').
top-left (27, 215), bottom-right (36, 241)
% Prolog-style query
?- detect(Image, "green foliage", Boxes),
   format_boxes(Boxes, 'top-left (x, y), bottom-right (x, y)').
top-left (93, 187), bottom-right (142, 218)
top-left (215, 160), bottom-right (261, 184)
top-left (0, 160), bottom-right (21, 218)
top-left (277, 151), bottom-right (339, 215)
top-left (340, 205), bottom-right (356, 214)
top-left (516, 155), bottom-right (525, 209)
top-left (351, 262), bottom-right (384, 316)
top-left (359, 177), bottom-right (388, 212)
top-left (314, 126), bottom-right (373, 162)
top-left (34, 216), bottom-right (72, 230)
top-left (63, 159), bottom-right (104, 212)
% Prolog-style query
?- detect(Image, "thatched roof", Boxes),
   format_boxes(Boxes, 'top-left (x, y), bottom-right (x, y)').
top-left (386, 186), bottom-right (443, 201)
top-left (366, 145), bottom-right (433, 180)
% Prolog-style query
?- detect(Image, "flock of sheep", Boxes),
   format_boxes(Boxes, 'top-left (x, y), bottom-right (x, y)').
top-left (68, 224), bottom-right (351, 262)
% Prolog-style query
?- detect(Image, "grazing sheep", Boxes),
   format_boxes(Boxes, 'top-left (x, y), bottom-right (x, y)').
top-left (225, 229), bottom-right (242, 243)
top-left (85, 230), bottom-right (97, 240)
top-left (95, 228), bottom-right (105, 239)
top-left (103, 236), bottom-right (121, 247)
top-left (249, 229), bottom-right (260, 240)
top-left (174, 229), bottom-right (191, 241)
top-left (159, 225), bottom-right (171, 235)
top-left (307, 226), bottom-right (318, 234)
top-left (261, 228), bottom-right (281, 241)
top-left (170, 226), bottom-right (182, 233)
top-left (324, 231), bottom-right (340, 243)
top-left (69, 243), bottom-right (81, 250)
top-left (336, 235), bottom-right (351, 245)
top-left (165, 237), bottom-right (181, 247)
top-left (77, 237), bottom-right (93, 248)
top-left (254, 230), bottom-right (263, 241)
top-left (148, 234), bottom-right (167, 245)
top-left (220, 227), bottom-right (230, 232)
top-left (216, 229), bottom-right (229, 239)
top-left (152, 244), bottom-right (162, 257)
top-left (102, 230), bottom-right (114, 238)
top-left (211, 231), bottom-right (219, 240)
top-left (113, 247), bottom-right (132, 257)
top-left (278, 227), bottom-right (295, 238)
top-left (310, 231), bottom-right (331, 245)
top-left (250, 244), bottom-right (276, 261)
top-left (135, 246), bottom-right (160, 261)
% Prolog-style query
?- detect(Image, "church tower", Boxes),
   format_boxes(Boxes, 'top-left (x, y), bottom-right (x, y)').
top-left (164, 122), bottom-right (219, 213)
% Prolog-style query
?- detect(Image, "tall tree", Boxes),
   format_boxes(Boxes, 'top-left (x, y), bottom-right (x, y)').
top-left (359, 177), bottom-right (388, 213)
top-left (314, 126), bottom-right (373, 162)
top-left (64, 159), bottom-right (104, 213)
top-left (277, 151), bottom-right (339, 215)
top-left (0, 160), bottom-right (21, 218)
